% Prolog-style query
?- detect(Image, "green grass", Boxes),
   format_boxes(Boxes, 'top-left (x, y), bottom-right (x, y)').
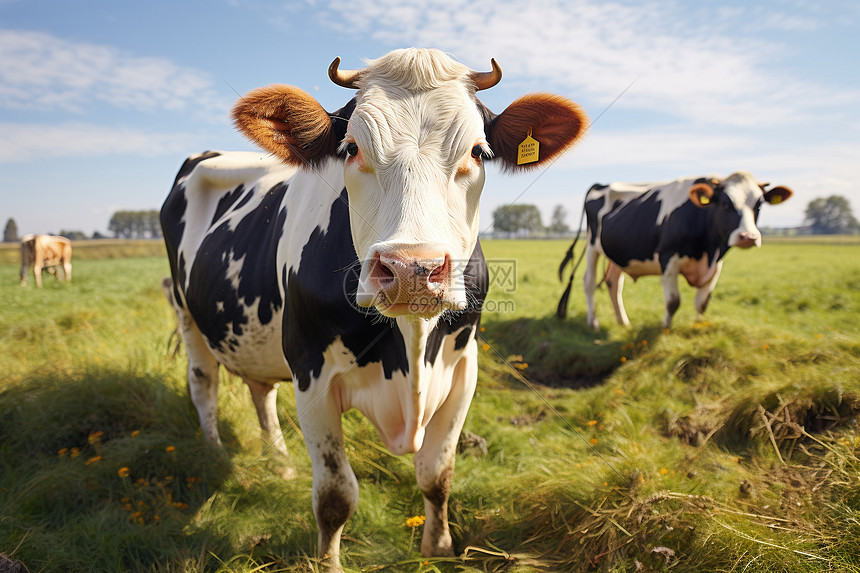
top-left (1, 240), bottom-right (859, 572)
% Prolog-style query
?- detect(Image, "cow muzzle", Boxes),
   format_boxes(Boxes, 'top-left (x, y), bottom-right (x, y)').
top-left (356, 247), bottom-right (466, 318)
top-left (731, 232), bottom-right (761, 249)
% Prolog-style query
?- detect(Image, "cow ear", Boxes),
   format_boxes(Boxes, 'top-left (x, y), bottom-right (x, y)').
top-left (763, 186), bottom-right (793, 205)
top-left (689, 182), bottom-right (715, 208)
top-left (488, 93), bottom-right (588, 172)
top-left (232, 84), bottom-right (338, 167)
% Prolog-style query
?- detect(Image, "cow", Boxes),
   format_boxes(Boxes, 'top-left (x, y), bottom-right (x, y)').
top-left (161, 48), bottom-right (587, 569)
top-left (19, 234), bottom-right (72, 287)
top-left (557, 171), bottom-right (792, 330)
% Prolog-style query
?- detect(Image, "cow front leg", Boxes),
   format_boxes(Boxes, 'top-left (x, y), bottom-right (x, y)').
top-left (584, 246), bottom-right (601, 331)
top-left (605, 262), bottom-right (630, 326)
top-left (244, 379), bottom-right (296, 478)
top-left (660, 261), bottom-right (681, 329)
top-left (694, 261), bottom-right (723, 320)
top-left (175, 308), bottom-right (222, 445)
top-left (414, 342), bottom-right (478, 556)
top-left (296, 383), bottom-right (358, 572)
top-left (33, 261), bottom-right (43, 288)
top-left (62, 260), bottom-right (72, 283)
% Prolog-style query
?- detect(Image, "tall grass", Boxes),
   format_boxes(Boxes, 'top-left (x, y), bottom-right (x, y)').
top-left (1, 239), bottom-right (858, 572)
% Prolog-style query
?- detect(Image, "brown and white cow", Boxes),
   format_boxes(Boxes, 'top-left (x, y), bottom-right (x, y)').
top-left (20, 234), bottom-right (72, 287)
top-left (558, 172), bottom-right (792, 329)
top-left (161, 49), bottom-right (586, 569)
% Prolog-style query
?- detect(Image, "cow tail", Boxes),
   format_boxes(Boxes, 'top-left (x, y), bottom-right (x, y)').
top-left (556, 200), bottom-right (588, 318)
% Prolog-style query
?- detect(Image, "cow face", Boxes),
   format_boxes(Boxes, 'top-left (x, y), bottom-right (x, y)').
top-left (232, 48), bottom-right (587, 319)
top-left (689, 171), bottom-right (792, 249)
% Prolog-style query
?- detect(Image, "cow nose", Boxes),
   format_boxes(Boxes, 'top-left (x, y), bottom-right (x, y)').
top-left (735, 232), bottom-right (760, 248)
top-left (367, 250), bottom-right (450, 314)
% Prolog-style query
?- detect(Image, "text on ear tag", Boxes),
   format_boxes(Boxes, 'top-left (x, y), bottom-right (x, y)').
top-left (517, 131), bottom-right (540, 165)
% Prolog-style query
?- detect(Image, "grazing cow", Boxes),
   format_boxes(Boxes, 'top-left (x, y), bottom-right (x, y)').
top-left (20, 234), bottom-right (72, 287)
top-left (161, 48), bottom-right (587, 568)
top-left (557, 172), bottom-right (792, 329)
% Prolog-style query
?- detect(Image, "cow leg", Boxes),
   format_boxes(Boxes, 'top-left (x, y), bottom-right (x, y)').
top-left (19, 265), bottom-right (27, 287)
top-left (660, 259), bottom-right (681, 329)
top-left (62, 260), bottom-right (72, 283)
top-left (695, 261), bottom-right (723, 320)
top-left (605, 262), bottom-right (630, 327)
top-left (414, 341), bottom-right (478, 557)
top-left (243, 379), bottom-right (292, 460)
top-left (296, 384), bottom-right (358, 572)
top-left (33, 259), bottom-right (43, 288)
top-left (584, 246), bottom-right (601, 331)
top-left (176, 308), bottom-right (222, 445)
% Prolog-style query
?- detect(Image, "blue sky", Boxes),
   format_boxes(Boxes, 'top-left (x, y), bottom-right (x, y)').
top-left (1, 0), bottom-right (858, 236)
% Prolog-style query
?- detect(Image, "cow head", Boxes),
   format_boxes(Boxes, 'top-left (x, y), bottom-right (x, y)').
top-left (233, 48), bottom-right (587, 319)
top-left (688, 171), bottom-right (792, 249)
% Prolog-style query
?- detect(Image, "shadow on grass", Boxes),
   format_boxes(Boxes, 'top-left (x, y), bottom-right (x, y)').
top-left (0, 366), bottom-right (238, 572)
top-left (481, 312), bottom-right (666, 389)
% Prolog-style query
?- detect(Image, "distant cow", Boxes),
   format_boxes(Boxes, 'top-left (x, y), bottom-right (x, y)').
top-left (20, 234), bottom-right (72, 287)
top-left (161, 48), bottom-right (587, 568)
top-left (557, 172), bottom-right (792, 329)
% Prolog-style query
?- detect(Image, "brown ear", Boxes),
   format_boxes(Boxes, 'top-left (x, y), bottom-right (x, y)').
top-left (763, 185), bottom-right (793, 205)
top-left (689, 182), bottom-right (715, 208)
top-left (231, 84), bottom-right (338, 166)
top-left (489, 93), bottom-right (588, 172)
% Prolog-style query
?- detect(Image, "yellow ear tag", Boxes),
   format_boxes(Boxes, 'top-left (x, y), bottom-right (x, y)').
top-left (699, 195), bottom-right (710, 205)
top-left (770, 195), bottom-right (782, 204)
top-left (517, 130), bottom-right (540, 165)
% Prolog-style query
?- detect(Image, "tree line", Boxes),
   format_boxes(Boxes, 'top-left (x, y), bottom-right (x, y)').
top-left (107, 210), bottom-right (162, 239)
top-left (2, 196), bottom-right (859, 242)
top-left (490, 195), bottom-right (859, 236)
top-left (1, 211), bottom-right (163, 242)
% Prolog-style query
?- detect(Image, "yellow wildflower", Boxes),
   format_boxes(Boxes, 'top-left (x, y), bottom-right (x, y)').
top-left (589, 438), bottom-right (598, 445)
top-left (88, 431), bottom-right (104, 444)
top-left (165, 445), bottom-right (176, 452)
top-left (587, 420), bottom-right (598, 426)
top-left (85, 456), bottom-right (102, 466)
top-left (406, 515), bottom-right (426, 527)
top-left (70, 447), bottom-right (80, 459)
top-left (131, 430), bottom-right (141, 437)
top-left (118, 467), bottom-right (131, 478)
top-left (481, 343), bottom-right (490, 351)
top-left (58, 448), bottom-right (69, 457)
top-left (659, 468), bottom-right (668, 475)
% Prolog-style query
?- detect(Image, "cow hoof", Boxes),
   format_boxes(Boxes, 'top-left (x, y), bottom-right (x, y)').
top-left (319, 555), bottom-right (344, 573)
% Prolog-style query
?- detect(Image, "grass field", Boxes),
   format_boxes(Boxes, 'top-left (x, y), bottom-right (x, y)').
top-left (1, 238), bottom-right (859, 572)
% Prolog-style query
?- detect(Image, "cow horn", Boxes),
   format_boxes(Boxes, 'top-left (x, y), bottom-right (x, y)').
top-left (328, 57), bottom-right (363, 89)
top-left (471, 58), bottom-right (502, 91)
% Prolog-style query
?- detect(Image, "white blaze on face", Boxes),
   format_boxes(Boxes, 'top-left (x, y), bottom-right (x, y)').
top-left (342, 49), bottom-right (487, 318)
top-left (722, 171), bottom-right (764, 248)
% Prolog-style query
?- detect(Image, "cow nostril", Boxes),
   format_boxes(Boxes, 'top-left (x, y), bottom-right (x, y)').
top-left (378, 262), bottom-right (395, 283)
top-left (428, 257), bottom-right (448, 285)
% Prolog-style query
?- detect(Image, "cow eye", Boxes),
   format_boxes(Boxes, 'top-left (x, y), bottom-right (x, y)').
top-left (346, 142), bottom-right (359, 157)
top-left (471, 145), bottom-right (488, 160)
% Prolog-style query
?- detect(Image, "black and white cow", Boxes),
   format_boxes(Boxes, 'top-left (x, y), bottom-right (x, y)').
top-left (161, 49), bottom-right (587, 569)
top-left (557, 171), bottom-right (792, 329)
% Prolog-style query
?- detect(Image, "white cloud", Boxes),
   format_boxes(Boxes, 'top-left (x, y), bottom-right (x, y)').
top-left (0, 122), bottom-right (203, 162)
top-left (0, 29), bottom-right (225, 116)
top-left (314, 0), bottom-right (856, 127)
